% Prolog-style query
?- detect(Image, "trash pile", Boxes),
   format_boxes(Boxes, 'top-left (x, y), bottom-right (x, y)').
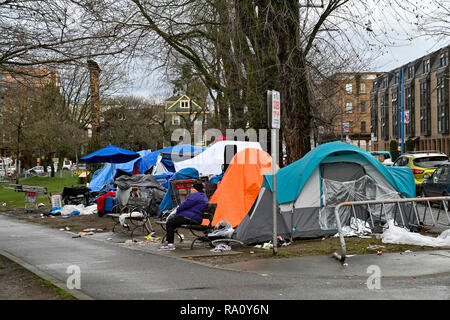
top-left (381, 220), bottom-right (450, 247)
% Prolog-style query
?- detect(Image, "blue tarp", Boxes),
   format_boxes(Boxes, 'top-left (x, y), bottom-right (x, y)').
top-left (263, 141), bottom-right (415, 204)
top-left (81, 144), bottom-right (140, 163)
top-left (134, 145), bottom-right (205, 174)
top-left (158, 167), bottom-right (199, 216)
top-left (87, 150), bottom-right (150, 192)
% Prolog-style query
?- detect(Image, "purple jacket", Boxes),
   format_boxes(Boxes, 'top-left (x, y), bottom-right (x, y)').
top-left (175, 192), bottom-right (209, 223)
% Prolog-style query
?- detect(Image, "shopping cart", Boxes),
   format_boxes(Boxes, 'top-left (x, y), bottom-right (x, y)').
top-left (169, 179), bottom-right (217, 207)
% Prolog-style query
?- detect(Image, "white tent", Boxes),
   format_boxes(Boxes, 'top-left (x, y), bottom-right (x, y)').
top-left (174, 141), bottom-right (263, 176)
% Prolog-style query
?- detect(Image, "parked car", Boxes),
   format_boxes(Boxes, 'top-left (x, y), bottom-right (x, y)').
top-left (393, 151), bottom-right (449, 189)
top-left (26, 166), bottom-right (44, 175)
top-left (370, 151), bottom-right (393, 166)
top-left (62, 160), bottom-right (73, 171)
top-left (419, 161), bottom-right (450, 199)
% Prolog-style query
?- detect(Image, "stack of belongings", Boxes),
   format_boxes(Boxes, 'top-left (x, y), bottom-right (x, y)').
top-left (61, 186), bottom-right (91, 206)
top-left (114, 174), bottom-right (166, 216)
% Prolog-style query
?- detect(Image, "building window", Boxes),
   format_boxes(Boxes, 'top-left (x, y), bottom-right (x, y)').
top-left (440, 52), bottom-right (448, 67)
top-left (382, 77), bottom-right (388, 88)
top-left (420, 79), bottom-right (431, 136)
top-left (172, 114), bottom-right (180, 125)
top-left (345, 101), bottom-right (353, 113)
top-left (381, 92), bottom-right (389, 141)
top-left (360, 83), bottom-right (366, 94)
top-left (370, 93), bottom-right (378, 140)
top-left (405, 85), bottom-right (415, 138)
top-left (360, 101), bottom-right (366, 113)
top-left (180, 101), bottom-right (189, 108)
top-left (407, 65), bottom-right (414, 79)
top-left (361, 121), bottom-right (366, 133)
top-left (345, 83), bottom-right (353, 94)
top-left (437, 74), bottom-right (448, 134)
top-left (423, 59), bottom-right (430, 73)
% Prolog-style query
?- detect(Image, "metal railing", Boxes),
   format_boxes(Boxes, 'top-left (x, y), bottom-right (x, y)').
top-left (333, 196), bottom-right (450, 262)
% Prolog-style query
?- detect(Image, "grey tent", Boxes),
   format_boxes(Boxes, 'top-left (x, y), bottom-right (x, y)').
top-left (234, 142), bottom-right (416, 245)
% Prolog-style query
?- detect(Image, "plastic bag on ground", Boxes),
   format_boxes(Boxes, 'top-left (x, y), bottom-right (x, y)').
top-left (207, 220), bottom-right (234, 239)
top-left (382, 220), bottom-right (450, 247)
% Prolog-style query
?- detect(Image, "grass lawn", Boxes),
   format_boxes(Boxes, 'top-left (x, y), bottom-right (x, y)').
top-left (0, 172), bottom-right (80, 208)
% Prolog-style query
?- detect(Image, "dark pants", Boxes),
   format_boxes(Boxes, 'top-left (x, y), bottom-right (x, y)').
top-left (166, 215), bottom-right (199, 244)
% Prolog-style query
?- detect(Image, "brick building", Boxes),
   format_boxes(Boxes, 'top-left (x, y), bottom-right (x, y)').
top-left (319, 72), bottom-right (381, 150)
top-left (371, 45), bottom-right (449, 154)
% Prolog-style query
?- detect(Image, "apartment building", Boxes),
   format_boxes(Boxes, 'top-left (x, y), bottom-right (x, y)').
top-left (320, 73), bottom-right (381, 150)
top-left (371, 45), bottom-right (450, 154)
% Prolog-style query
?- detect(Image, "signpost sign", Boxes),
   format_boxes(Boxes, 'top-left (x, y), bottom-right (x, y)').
top-left (267, 90), bottom-right (280, 254)
top-left (404, 110), bottom-right (410, 124)
top-left (343, 121), bottom-right (349, 134)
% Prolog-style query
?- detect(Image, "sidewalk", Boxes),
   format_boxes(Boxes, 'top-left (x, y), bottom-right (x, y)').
top-left (1, 214), bottom-right (449, 300)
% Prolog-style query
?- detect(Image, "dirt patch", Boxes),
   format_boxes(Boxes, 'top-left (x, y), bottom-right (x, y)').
top-left (1, 206), bottom-right (117, 234)
top-left (0, 254), bottom-right (76, 300)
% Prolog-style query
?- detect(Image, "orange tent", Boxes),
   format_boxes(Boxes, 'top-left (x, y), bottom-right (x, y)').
top-left (206, 148), bottom-right (275, 227)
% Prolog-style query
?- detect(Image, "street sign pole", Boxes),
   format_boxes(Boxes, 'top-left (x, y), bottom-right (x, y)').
top-left (267, 90), bottom-right (280, 255)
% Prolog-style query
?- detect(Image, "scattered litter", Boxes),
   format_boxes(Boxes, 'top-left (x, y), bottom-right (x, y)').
top-left (377, 251), bottom-right (383, 256)
top-left (72, 235), bottom-right (81, 238)
top-left (78, 231), bottom-right (94, 236)
top-left (333, 217), bottom-right (372, 238)
top-left (96, 228), bottom-right (103, 232)
top-left (65, 226), bottom-right (70, 231)
top-left (2, 203), bottom-right (6, 207)
top-left (250, 251), bottom-right (254, 254)
top-left (59, 228), bottom-right (65, 231)
top-left (107, 238), bottom-right (113, 241)
top-left (343, 263), bottom-right (348, 266)
top-left (254, 244), bottom-right (262, 248)
top-left (438, 229), bottom-right (450, 240)
top-left (62, 216), bottom-right (70, 219)
top-left (412, 276), bottom-right (416, 279)
top-left (367, 245), bottom-right (385, 250)
top-left (382, 220), bottom-right (450, 247)
top-left (211, 244), bottom-right (231, 252)
top-left (61, 204), bottom-right (97, 216)
top-left (404, 250), bottom-right (413, 253)
top-left (38, 203), bottom-right (45, 208)
top-left (262, 242), bottom-right (273, 250)
top-left (144, 234), bottom-right (161, 242)
top-left (83, 228), bottom-right (96, 232)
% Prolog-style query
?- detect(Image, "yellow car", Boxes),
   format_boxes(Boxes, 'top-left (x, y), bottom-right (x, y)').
top-left (393, 152), bottom-right (449, 187)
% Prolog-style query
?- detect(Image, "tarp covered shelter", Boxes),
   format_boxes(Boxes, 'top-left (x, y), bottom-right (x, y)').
top-left (114, 174), bottom-right (167, 215)
top-left (235, 142), bottom-right (415, 244)
top-left (134, 145), bottom-right (205, 175)
top-left (174, 141), bottom-right (263, 176)
top-left (207, 148), bottom-right (275, 227)
top-left (87, 150), bottom-right (150, 192)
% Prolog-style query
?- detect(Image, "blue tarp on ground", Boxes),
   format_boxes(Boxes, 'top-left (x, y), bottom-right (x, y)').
top-left (87, 150), bottom-right (150, 192)
top-left (134, 145), bottom-right (206, 174)
top-left (158, 167), bottom-right (199, 216)
top-left (262, 141), bottom-right (415, 204)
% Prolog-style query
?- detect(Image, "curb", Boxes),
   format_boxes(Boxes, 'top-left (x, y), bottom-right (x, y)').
top-left (0, 249), bottom-right (94, 300)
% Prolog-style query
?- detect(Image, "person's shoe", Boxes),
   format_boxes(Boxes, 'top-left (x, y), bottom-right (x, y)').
top-left (159, 243), bottom-right (176, 251)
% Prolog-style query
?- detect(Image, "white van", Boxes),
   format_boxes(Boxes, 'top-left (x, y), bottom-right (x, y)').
top-left (62, 160), bottom-right (73, 171)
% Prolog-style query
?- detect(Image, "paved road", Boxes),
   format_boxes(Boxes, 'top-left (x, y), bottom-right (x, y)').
top-left (0, 214), bottom-right (449, 300)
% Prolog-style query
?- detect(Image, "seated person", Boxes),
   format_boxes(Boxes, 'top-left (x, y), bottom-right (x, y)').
top-left (159, 182), bottom-right (209, 251)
